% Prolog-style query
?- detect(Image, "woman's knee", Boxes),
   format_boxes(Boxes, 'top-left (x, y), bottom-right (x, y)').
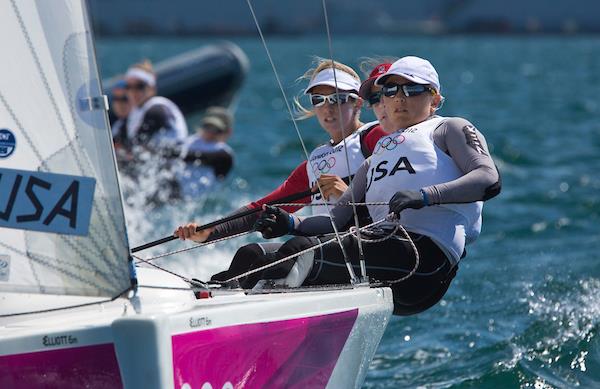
top-left (278, 236), bottom-right (318, 257)
top-left (232, 243), bottom-right (264, 264)
top-left (391, 281), bottom-right (451, 316)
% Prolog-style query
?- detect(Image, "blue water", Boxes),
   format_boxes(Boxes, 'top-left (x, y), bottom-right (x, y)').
top-left (96, 35), bottom-right (600, 388)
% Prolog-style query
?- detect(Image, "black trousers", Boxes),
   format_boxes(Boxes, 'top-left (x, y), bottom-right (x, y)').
top-left (304, 230), bottom-right (457, 316)
top-left (213, 229), bottom-right (457, 316)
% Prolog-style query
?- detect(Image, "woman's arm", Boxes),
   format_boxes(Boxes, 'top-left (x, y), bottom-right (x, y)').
top-left (205, 161), bottom-right (311, 241)
top-left (293, 159), bottom-right (370, 235)
top-left (424, 117), bottom-right (501, 204)
top-left (247, 161), bottom-right (311, 212)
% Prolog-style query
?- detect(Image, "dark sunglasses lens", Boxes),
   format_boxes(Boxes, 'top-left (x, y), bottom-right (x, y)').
top-left (403, 84), bottom-right (428, 96)
top-left (383, 84), bottom-right (398, 97)
top-left (126, 83), bottom-right (146, 91)
top-left (113, 96), bottom-right (128, 102)
top-left (368, 93), bottom-right (381, 106)
top-left (311, 95), bottom-right (325, 106)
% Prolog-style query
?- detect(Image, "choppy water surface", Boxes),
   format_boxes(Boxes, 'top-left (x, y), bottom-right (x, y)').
top-left (97, 35), bottom-right (600, 388)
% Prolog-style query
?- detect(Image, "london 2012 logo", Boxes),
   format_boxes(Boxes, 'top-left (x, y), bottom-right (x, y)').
top-left (0, 129), bottom-right (16, 158)
top-left (373, 134), bottom-right (405, 155)
top-left (312, 156), bottom-right (336, 174)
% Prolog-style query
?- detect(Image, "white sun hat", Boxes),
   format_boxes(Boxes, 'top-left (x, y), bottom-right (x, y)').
top-left (304, 68), bottom-right (361, 94)
top-left (375, 56), bottom-right (440, 91)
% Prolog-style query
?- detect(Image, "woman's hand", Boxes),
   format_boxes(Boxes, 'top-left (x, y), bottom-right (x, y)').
top-left (173, 223), bottom-right (214, 243)
top-left (314, 174), bottom-right (348, 200)
top-left (253, 205), bottom-right (293, 239)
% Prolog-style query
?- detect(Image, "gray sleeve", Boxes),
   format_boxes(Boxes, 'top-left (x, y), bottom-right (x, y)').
top-left (293, 159), bottom-right (370, 235)
top-left (425, 117), bottom-right (501, 204)
top-left (206, 205), bottom-right (258, 241)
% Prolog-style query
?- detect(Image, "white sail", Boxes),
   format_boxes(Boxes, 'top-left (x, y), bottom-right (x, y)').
top-left (0, 0), bottom-right (131, 298)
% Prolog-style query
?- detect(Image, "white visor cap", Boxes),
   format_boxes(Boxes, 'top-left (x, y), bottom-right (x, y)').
top-left (125, 67), bottom-right (156, 87)
top-left (375, 56), bottom-right (440, 92)
top-left (304, 68), bottom-right (361, 94)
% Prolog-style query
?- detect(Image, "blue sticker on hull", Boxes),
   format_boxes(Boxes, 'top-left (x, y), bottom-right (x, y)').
top-left (0, 129), bottom-right (16, 158)
top-left (0, 168), bottom-right (96, 236)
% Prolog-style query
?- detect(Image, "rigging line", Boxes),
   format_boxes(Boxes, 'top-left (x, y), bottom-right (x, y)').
top-left (133, 256), bottom-right (206, 289)
top-left (133, 230), bottom-right (254, 263)
top-left (245, 0), bottom-right (354, 282)
top-left (0, 286), bottom-right (132, 318)
top-left (136, 215), bottom-right (418, 289)
top-left (131, 201), bottom-right (389, 263)
top-left (322, 0), bottom-right (366, 282)
top-left (133, 256), bottom-right (194, 284)
top-left (225, 217), bottom-right (419, 285)
top-left (265, 201), bottom-right (388, 207)
top-left (223, 213), bottom-right (416, 284)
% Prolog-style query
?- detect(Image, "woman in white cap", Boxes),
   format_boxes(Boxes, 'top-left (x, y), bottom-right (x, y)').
top-left (208, 55), bottom-right (501, 316)
top-left (175, 58), bottom-right (386, 283)
top-left (124, 60), bottom-right (187, 149)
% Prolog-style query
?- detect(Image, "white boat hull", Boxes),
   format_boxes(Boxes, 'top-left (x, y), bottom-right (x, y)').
top-left (0, 268), bottom-right (393, 389)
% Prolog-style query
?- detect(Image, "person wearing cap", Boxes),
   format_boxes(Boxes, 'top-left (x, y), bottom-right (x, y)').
top-left (358, 58), bottom-right (397, 133)
top-left (201, 55), bottom-right (501, 316)
top-left (174, 58), bottom-right (387, 284)
top-left (175, 107), bottom-right (235, 198)
top-left (124, 60), bottom-right (187, 149)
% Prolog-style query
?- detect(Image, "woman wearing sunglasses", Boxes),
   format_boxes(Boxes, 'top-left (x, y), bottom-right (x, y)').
top-left (124, 60), bottom-right (187, 149)
top-left (174, 59), bottom-right (387, 283)
top-left (225, 55), bottom-right (501, 316)
top-left (358, 58), bottom-right (396, 133)
top-left (110, 79), bottom-right (131, 152)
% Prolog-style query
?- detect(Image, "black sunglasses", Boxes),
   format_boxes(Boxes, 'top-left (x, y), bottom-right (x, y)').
top-left (366, 91), bottom-right (382, 107)
top-left (125, 82), bottom-right (147, 91)
top-left (382, 82), bottom-right (435, 98)
top-left (112, 95), bottom-right (128, 103)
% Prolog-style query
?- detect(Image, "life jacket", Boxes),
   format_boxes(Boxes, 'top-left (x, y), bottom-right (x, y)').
top-left (306, 121), bottom-right (378, 216)
top-left (126, 96), bottom-right (187, 145)
top-left (365, 116), bottom-right (483, 264)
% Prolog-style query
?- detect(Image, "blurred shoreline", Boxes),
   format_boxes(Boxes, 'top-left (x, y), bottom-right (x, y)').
top-left (89, 0), bottom-right (600, 37)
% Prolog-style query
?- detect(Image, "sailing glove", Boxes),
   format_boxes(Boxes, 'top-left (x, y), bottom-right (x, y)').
top-left (388, 190), bottom-right (427, 217)
top-left (253, 205), bottom-right (293, 239)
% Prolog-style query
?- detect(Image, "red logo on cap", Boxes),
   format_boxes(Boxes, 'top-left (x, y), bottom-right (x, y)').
top-left (370, 63), bottom-right (392, 79)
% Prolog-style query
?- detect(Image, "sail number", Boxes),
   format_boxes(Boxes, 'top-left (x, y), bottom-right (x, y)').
top-left (0, 167), bottom-right (96, 236)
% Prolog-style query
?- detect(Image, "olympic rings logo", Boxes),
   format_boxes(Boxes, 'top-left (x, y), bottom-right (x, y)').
top-left (373, 134), bottom-right (405, 155)
top-left (312, 156), bottom-right (336, 174)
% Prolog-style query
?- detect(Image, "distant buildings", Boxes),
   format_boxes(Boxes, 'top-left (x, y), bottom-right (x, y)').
top-left (89, 0), bottom-right (600, 36)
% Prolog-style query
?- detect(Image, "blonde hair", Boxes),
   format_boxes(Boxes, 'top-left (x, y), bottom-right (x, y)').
top-left (130, 59), bottom-right (155, 75)
top-left (294, 57), bottom-right (361, 120)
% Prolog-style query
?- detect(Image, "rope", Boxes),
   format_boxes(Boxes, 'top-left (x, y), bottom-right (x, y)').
top-left (321, 0), bottom-right (367, 281)
top-left (131, 203), bottom-right (390, 264)
top-left (132, 230), bottom-right (253, 263)
top-left (245, 0), bottom-right (360, 283)
top-left (134, 214), bottom-right (419, 289)
top-left (223, 214), bottom-right (418, 284)
top-left (271, 201), bottom-right (389, 207)
top-left (0, 286), bottom-right (133, 318)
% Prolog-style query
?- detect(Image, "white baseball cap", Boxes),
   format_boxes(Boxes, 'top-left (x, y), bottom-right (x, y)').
top-left (304, 68), bottom-right (361, 94)
top-left (375, 56), bottom-right (440, 91)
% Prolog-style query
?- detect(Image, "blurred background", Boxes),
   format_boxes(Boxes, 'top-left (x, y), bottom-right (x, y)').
top-left (89, 1), bottom-right (599, 388)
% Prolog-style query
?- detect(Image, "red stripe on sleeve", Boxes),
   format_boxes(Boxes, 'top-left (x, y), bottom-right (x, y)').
top-left (247, 161), bottom-right (311, 213)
